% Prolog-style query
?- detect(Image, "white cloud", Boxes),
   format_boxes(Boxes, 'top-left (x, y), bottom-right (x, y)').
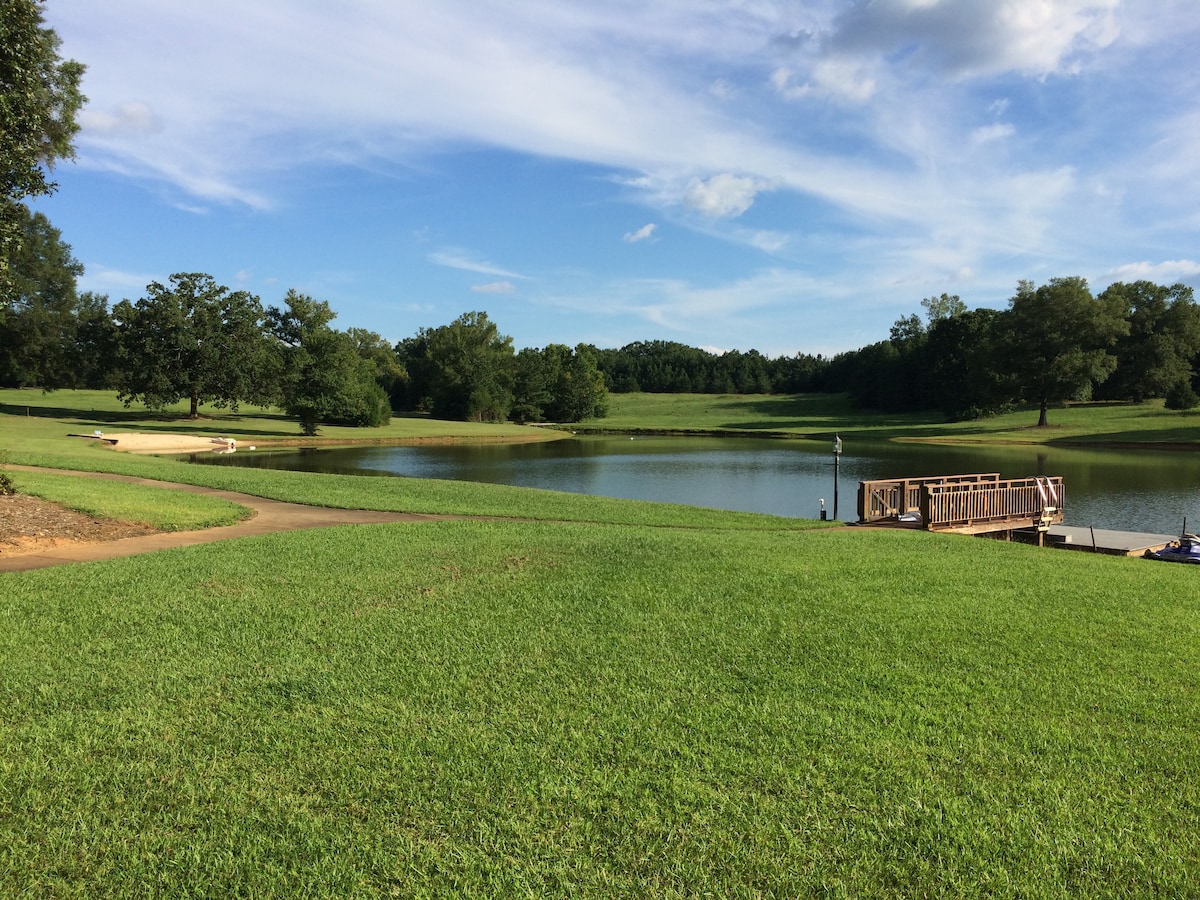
top-left (709, 79), bottom-right (735, 100)
top-left (429, 250), bottom-right (526, 280)
top-left (623, 223), bottom-right (657, 243)
top-left (683, 174), bottom-right (768, 218)
top-left (78, 264), bottom-right (158, 296)
top-left (38, 0), bottom-right (1200, 356)
top-left (471, 281), bottom-right (517, 294)
top-left (79, 101), bottom-right (161, 136)
top-left (1106, 260), bottom-right (1200, 282)
top-left (971, 123), bottom-right (1015, 144)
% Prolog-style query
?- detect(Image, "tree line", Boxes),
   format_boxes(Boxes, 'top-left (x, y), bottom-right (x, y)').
top-left (5, 201), bottom-right (1200, 432)
top-left (821, 282), bottom-right (1200, 423)
top-left (0, 207), bottom-right (609, 431)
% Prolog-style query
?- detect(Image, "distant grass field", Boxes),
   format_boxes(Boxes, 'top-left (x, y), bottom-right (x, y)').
top-left (0, 388), bottom-right (556, 455)
top-left (4, 388), bottom-right (1200, 896)
top-left (598, 391), bottom-right (1200, 447)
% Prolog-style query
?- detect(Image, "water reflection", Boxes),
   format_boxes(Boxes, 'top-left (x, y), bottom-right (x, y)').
top-left (187, 435), bottom-right (1200, 534)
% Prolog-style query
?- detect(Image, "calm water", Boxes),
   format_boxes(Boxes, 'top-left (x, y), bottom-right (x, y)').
top-left (188, 435), bottom-right (1200, 534)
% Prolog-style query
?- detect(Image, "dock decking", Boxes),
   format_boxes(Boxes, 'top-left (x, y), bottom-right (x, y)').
top-left (1041, 525), bottom-right (1176, 558)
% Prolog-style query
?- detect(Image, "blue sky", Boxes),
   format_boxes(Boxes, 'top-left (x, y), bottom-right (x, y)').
top-left (31, 0), bottom-right (1200, 356)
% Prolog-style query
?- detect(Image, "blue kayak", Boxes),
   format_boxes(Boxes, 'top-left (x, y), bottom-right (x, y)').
top-left (1146, 534), bottom-right (1200, 564)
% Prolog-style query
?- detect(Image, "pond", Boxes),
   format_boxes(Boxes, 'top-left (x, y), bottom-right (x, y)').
top-left (186, 434), bottom-right (1200, 535)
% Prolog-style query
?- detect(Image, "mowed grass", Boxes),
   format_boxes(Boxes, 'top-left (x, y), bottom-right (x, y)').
top-left (4, 388), bottom-right (1200, 895)
top-left (0, 388), bottom-right (557, 454)
top-left (9, 469), bottom-right (250, 531)
top-left (2, 522), bottom-right (1198, 897)
top-left (600, 391), bottom-right (1200, 446)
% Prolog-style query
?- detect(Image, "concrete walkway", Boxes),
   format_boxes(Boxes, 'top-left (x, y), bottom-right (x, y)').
top-left (1, 466), bottom-right (452, 573)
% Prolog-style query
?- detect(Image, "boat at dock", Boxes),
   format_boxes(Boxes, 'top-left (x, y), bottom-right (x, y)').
top-left (1145, 533), bottom-right (1200, 564)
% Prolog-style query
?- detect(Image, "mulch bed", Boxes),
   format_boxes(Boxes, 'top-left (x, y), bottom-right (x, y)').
top-left (0, 493), bottom-right (159, 554)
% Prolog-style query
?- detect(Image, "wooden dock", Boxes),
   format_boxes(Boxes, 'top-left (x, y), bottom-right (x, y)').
top-left (858, 474), bottom-right (1064, 536)
top-left (857, 473), bottom-right (1178, 557)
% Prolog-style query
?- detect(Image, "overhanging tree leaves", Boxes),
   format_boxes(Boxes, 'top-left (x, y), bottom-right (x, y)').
top-left (1, 0), bottom-right (86, 295)
top-left (113, 273), bottom-right (274, 417)
top-left (0, 204), bottom-right (82, 387)
top-left (1003, 277), bottom-right (1129, 426)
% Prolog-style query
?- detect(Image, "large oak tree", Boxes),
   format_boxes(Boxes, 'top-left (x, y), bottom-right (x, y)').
top-left (113, 273), bottom-right (274, 417)
top-left (1003, 277), bottom-right (1128, 426)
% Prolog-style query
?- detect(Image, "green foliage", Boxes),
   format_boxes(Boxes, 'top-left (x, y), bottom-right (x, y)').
top-left (1004, 277), bottom-right (1129, 426)
top-left (1098, 281), bottom-right (1200, 402)
top-left (926, 307), bottom-right (1013, 420)
top-left (409, 311), bottom-right (516, 422)
top-left (594, 340), bottom-right (790, 394)
top-left (0, 205), bottom-right (83, 387)
top-left (0, 451), bottom-right (13, 495)
top-left (921, 291), bottom-right (967, 323)
top-left (0, 0), bottom-right (85, 295)
top-left (1164, 377), bottom-right (1199, 411)
top-left (510, 343), bottom-right (609, 423)
top-left (267, 290), bottom-right (392, 434)
top-left (113, 273), bottom-right (275, 418)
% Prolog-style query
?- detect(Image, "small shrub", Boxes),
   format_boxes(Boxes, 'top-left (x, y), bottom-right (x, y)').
top-left (1164, 378), bottom-right (1199, 411)
top-left (0, 453), bottom-right (14, 495)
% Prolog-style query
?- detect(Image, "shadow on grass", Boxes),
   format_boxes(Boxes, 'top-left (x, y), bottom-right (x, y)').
top-left (712, 394), bottom-right (951, 437)
top-left (0, 401), bottom-right (304, 437)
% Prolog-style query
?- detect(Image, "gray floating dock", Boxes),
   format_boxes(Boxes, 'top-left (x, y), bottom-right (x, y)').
top-left (1040, 525), bottom-right (1178, 557)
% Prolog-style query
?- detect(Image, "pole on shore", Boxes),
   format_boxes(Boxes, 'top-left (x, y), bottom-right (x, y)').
top-left (833, 435), bottom-right (843, 521)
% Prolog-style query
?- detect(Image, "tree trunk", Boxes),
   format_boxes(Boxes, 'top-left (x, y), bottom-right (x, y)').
top-left (1037, 399), bottom-right (1048, 427)
top-left (190, 389), bottom-right (200, 419)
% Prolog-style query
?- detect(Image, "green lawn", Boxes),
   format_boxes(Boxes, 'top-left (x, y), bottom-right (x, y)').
top-left (3, 521), bottom-right (1197, 897)
top-left (0, 387), bottom-right (557, 456)
top-left (598, 391), bottom-right (1200, 447)
top-left (3, 389), bottom-right (1200, 896)
top-left (10, 469), bottom-right (250, 531)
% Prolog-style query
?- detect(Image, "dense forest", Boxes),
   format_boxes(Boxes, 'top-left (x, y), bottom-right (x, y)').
top-left (3, 199), bottom-right (1200, 431)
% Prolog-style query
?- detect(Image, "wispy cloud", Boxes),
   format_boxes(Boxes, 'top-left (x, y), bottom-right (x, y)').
top-left (971, 123), bottom-right (1015, 145)
top-left (78, 264), bottom-right (158, 296)
top-left (623, 223), bottom-right (657, 243)
top-left (429, 249), bottom-right (526, 280)
top-left (1107, 260), bottom-right (1200, 282)
top-left (471, 281), bottom-right (517, 294)
top-left (40, 0), bottom-right (1200, 353)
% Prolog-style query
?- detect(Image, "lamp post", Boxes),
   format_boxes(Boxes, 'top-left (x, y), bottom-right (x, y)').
top-left (832, 434), bottom-right (843, 521)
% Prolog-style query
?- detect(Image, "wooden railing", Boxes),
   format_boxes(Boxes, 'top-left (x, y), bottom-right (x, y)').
top-left (920, 476), bottom-right (1064, 533)
top-left (857, 474), bottom-right (1001, 523)
top-left (857, 474), bottom-right (1065, 534)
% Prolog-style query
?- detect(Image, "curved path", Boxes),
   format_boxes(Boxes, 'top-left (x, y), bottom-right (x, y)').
top-left (2, 466), bottom-right (454, 573)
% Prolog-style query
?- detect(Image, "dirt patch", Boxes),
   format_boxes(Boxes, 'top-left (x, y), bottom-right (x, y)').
top-left (0, 492), bottom-right (160, 556)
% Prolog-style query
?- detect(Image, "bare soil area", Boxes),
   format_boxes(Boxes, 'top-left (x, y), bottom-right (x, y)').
top-left (0, 492), bottom-right (159, 556)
